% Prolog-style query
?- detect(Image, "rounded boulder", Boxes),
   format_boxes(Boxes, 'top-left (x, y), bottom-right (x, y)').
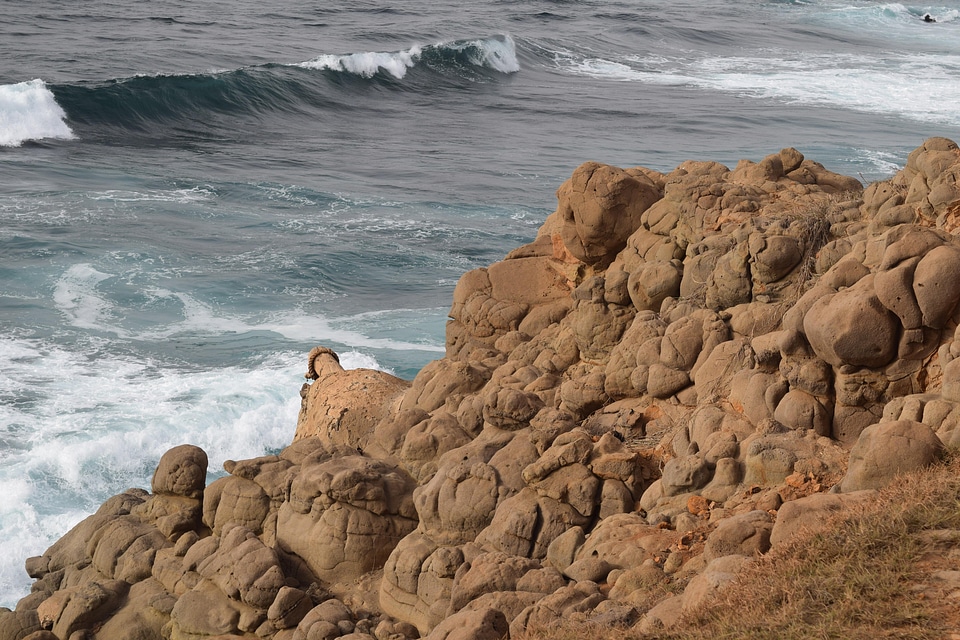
top-left (152, 444), bottom-right (208, 499)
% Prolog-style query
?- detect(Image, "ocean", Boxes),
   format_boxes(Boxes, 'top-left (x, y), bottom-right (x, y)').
top-left (2, 0), bottom-right (959, 608)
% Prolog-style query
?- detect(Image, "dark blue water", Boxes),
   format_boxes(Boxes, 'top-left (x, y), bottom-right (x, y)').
top-left (2, 0), bottom-right (960, 607)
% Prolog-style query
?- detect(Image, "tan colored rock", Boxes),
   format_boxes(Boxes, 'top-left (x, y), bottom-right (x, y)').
top-left (573, 513), bottom-right (666, 570)
top-left (545, 526), bottom-right (584, 574)
top-left (555, 162), bottom-right (661, 266)
top-left (415, 459), bottom-right (510, 544)
top-left (152, 444), bottom-right (208, 499)
top-left (424, 606), bottom-right (508, 640)
top-left (604, 312), bottom-right (666, 399)
top-left (0, 610), bottom-right (41, 640)
top-left (202, 475), bottom-right (271, 537)
top-left (528, 463), bottom-right (601, 519)
top-left (277, 455), bottom-right (417, 583)
top-left (914, 244), bottom-right (960, 328)
top-left (399, 359), bottom-right (489, 414)
top-left (627, 259), bottom-right (682, 312)
top-left (482, 387), bottom-right (544, 430)
top-left (509, 581), bottom-right (605, 637)
top-left (194, 524), bottom-right (286, 610)
top-left (742, 441), bottom-right (797, 486)
top-left (875, 255), bottom-right (922, 329)
top-left (52, 579), bottom-right (127, 638)
top-left (558, 369), bottom-right (609, 418)
top-left (486, 255), bottom-right (570, 307)
top-left (89, 516), bottom-right (170, 583)
top-left (168, 579), bottom-right (243, 638)
top-left (448, 552), bottom-right (541, 613)
top-left (703, 511), bottom-right (773, 562)
top-left (773, 389), bottom-right (831, 436)
top-left (296, 348), bottom-right (410, 449)
top-left (91, 578), bottom-right (173, 640)
top-left (660, 455), bottom-right (712, 497)
top-left (475, 487), bottom-right (590, 561)
top-left (750, 233), bottom-right (802, 283)
top-left (608, 562), bottom-right (669, 601)
top-left (636, 593), bottom-right (685, 632)
top-left (399, 412), bottom-right (474, 482)
top-left (447, 267), bottom-right (530, 354)
top-left (770, 491), bottom-right (876, 546)
top-left (568, 276), bottom-right (635, 362)
top-left (803, 275), bottom-right (899, 368)
top-left (266, 586), bottom-right (313, 630)
top-left (380, 530), bottom-right (467, 634)
top-left (693, 338), bottom-right (754, 401)
top-left (706, 242), bottom-right (752, 310)
top-left (839, 419), bottom-right (944, 492)
top-left (22, 141), bottom-right (960, 640)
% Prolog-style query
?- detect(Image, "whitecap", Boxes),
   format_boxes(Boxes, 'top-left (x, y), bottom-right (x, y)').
top-left (299, 45), bottom-right (423, 79)
top-left (0, 79), bottom-right (75, 147)
top-left (453, 34), bottom-right (521, 73)
top-left (295, 35), bottom-right (520, 79)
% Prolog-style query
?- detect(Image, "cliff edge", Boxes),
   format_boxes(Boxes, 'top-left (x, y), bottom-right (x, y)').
top-left (7, 137), bottom-right (960, 640)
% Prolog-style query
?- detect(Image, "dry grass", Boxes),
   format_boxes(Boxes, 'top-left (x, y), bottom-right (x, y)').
top-left (520, 452), bottom-right (960, 640)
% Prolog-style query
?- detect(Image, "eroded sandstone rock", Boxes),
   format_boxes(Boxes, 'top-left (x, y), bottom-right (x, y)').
top-left (16, 138), bottom-right (960, 640)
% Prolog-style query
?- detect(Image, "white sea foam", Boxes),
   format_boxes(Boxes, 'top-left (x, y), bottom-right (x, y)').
top-left (453, 35), bottom-right (520, 73)
top-left (53, 264), bottom-right (115, 331)
top-left (555, 48), bottom-right (960, 128)
top-left (0, 332), bottom-right (400, 608)
top-left (829, 3), bottom-right (958, 25)
top-left (851, 148), bottom-right (905, 177)
top-left (0, 79), bottom-right (75, 147)
top-left (300, 45), bottom-right (424, 79)
top-left (87, 186), bottom-right (216, 204)
top-left (131, 291), bottom-right (447, 352)
top-left (0, 324), bottom-right (406, 608)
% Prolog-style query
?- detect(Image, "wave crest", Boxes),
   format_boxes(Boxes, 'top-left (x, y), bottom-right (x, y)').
top-left (297, 34), bottom-right (520, 79)
top-left (0, 79), bottom-right (75, 147)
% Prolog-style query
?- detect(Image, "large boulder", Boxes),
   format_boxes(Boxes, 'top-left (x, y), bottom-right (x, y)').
top-left (152, 444), bottom-right (208, 499)
top-left (296, 346), bottom-right (411, 450)
top-left (276, 455), bottom-right (418, 583)
top-left (839, 420), bottom-right (944, 492)
top-left (555, 162), bottom-right (661, 266)
top-left (803, 275), bottom-right (900, 368)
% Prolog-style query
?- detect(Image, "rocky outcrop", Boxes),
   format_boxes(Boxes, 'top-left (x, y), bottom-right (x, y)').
top-left (8, 138), bottom-right (960, 639)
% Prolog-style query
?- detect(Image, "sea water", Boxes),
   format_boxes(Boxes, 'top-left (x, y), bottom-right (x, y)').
top-left (2, 0), bottom-right (960, 608)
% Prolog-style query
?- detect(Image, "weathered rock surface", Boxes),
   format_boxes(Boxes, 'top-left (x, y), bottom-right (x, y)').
top-left (10, 138), bottom-right (960, 639)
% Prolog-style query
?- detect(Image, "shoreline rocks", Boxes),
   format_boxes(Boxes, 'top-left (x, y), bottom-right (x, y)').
top-left (7, 137), bottom-right (960, 639)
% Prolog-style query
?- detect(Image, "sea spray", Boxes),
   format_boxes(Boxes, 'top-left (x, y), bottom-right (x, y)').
top-left (0, 336), bottom-right (387, 608)
top-left (0, 79), bottom-right (74, 147)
